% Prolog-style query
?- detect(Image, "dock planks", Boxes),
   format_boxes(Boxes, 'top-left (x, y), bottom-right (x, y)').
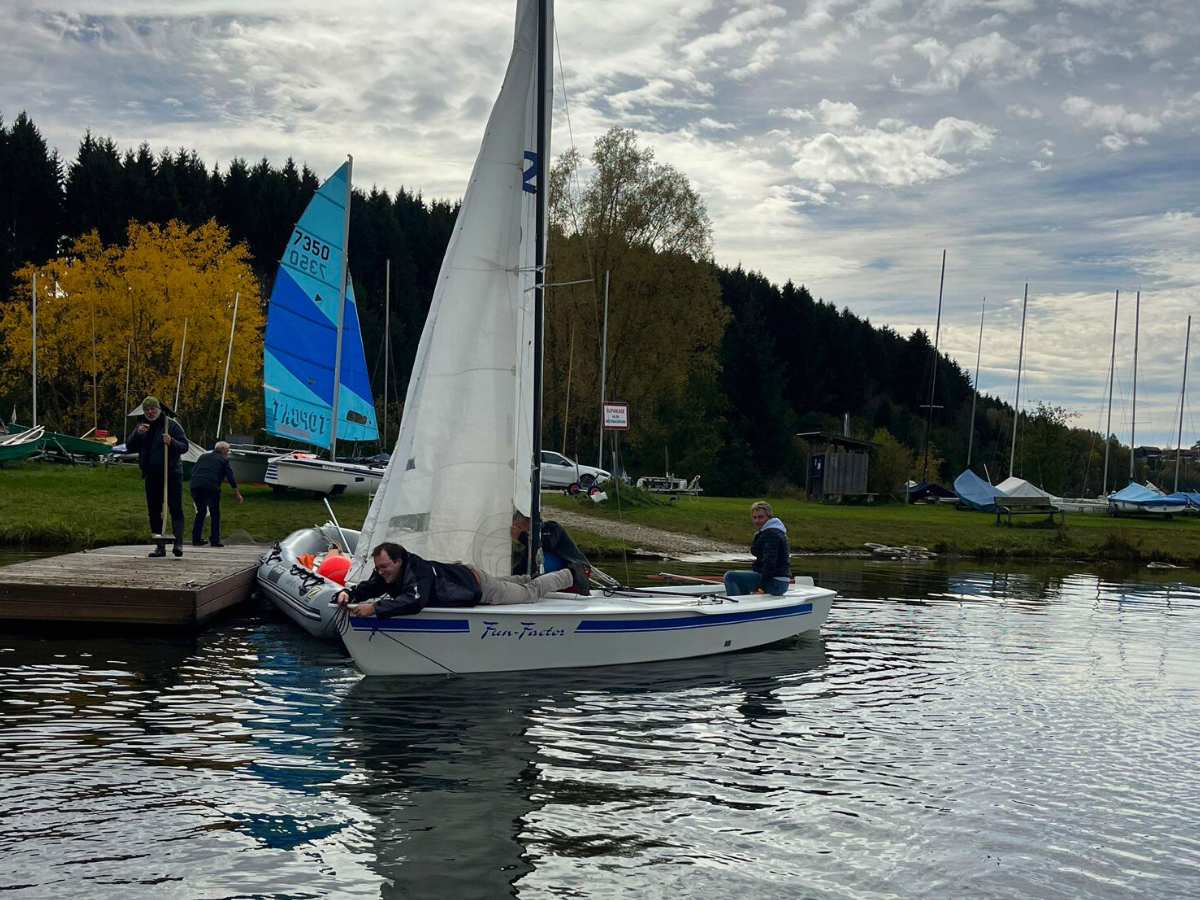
top-left (0, 543), bottom-right (269, 627)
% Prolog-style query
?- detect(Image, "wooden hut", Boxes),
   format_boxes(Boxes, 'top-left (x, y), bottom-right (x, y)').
top-left (796, 432), bottom-right (874, 502)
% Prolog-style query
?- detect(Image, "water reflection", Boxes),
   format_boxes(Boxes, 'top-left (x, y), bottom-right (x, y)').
top-left (2, 555), bottom-right (1199, 898)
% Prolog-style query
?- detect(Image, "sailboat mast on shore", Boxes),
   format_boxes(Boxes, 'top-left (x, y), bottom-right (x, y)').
top-left (1008, 283), bottom-right (1029, 478)
top-left (1130, 290), bottom-right (1140, 481)
top-left (967, 295), bottom-right (986, 469)
top-left (1176, 316), bottom-right (1191, 492)
top-left (1102, 289), bottom-right (1119, 495)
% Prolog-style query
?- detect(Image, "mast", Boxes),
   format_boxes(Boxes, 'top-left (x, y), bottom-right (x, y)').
top-left (383, 258), bottom-right (390, 448)
top-left (329, 154), bottom-right (353, 461)
top-left (216, 292), bottom-right (240, 439)
top-left (529, 0), bottom-right (548, 574)
top-left (31, 273), bottom-right (37, 428)
top-left (1102, 289), bottom-right (1119, 494)
top-left (921, 249), bottom-right (946, 483)
top-left (597, 270), bottom-right (609, 470)
top-left (173, 318), bottom-right (188, 411)
top-left (967, 296), bottom-right (986, 469)
top-left (1130, 290), bottom-right (1140, 480)
top-left (123, 341), bottom-right (131, 444)
top-left (1008, 283), bottom-right (1029, 478)
top-left (1176, 315), bottom-right (1191, 492)
top-left (91, 298), bottom-right (99, 434)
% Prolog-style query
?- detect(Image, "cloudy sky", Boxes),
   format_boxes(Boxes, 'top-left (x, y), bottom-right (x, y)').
top-left (4, 0), bottom-right (1199, 448)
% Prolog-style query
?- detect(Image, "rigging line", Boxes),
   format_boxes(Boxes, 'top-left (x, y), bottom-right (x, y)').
top-left (338, 611), bottom-right (458, 675)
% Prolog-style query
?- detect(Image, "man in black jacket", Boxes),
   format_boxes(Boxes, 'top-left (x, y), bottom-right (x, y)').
top-left (511, 513), bottom-right (591, 594)
top-left (190, 441), bottom-right (244, 547)
top-left (335, 542), bottom-right (575, 618)
top-left (126, 396), bottom-right (189, 558)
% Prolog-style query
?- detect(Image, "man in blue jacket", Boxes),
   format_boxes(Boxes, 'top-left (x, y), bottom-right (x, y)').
top-left (126, 396), bottom-right (189, 558)
top-left (190, 441), bottom-right (244, 547)
top-left (723, 500), bottom-right (791, 597)
top-left (335, 541), bottom-right (575, 618)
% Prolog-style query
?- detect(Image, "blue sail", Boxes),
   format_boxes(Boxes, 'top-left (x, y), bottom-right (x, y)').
top-left (263, 162), bottom-right (379, 448)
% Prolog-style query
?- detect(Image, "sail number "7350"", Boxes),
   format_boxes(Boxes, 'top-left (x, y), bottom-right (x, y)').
top-left (289, 230), bottom-right (332, 280)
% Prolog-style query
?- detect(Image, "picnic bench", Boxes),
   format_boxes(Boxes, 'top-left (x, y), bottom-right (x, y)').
top-left (995, 495), bottom-right (1064, 527)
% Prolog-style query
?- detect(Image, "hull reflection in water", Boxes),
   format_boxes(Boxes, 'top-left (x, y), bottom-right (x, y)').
top-left (332, 638), bottom-right (828, 896)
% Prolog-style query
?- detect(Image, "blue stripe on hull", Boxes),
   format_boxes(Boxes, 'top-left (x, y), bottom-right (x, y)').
top-left (575, 603), bottom-right (814, 633)
top-left (347, 603), bottom-right (815, 636)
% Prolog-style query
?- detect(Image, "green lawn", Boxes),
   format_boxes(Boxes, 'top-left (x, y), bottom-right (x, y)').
top-left (2, 462), bottom-right (1198, 565)
top-left (544, 491), bottom-right (1200, 566)
top-left (0, 462), bottom-right (370, 548)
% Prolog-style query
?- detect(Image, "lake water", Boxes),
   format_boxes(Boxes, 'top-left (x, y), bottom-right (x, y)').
top-left (2, 553), bottom-right (1199, 899)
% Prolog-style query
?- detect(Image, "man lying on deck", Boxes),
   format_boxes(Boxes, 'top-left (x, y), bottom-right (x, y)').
top-left (334, 541), bottom-right (588, 618)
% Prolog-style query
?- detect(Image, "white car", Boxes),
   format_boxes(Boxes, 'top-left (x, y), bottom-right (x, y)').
top-left (540, 450), bottom-right (610, 489)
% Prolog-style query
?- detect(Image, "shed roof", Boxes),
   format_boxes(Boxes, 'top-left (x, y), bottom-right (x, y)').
top-left (794, 431), bottom-right (875, 450)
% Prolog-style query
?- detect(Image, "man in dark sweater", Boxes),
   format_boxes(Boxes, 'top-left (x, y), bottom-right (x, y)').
top-left (722, 500), bottom-right (792, 597)
top-left (126, 396), bottom-right (190, 557)
top-left (190, 441), bottom-right (243, 547)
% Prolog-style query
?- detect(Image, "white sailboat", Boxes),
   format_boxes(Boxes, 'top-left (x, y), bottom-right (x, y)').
top-left (267, 0), bottom-right (832, 674)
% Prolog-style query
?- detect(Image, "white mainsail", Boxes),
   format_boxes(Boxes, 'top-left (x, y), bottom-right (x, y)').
top-left (351, 0), bottom-right (552, 579)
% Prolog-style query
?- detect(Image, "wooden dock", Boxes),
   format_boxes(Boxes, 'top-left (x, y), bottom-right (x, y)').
top-left (0, 543), bottom-right (269, 627)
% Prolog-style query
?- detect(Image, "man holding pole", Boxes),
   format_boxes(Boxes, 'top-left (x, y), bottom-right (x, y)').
top-left (127, 396), bottom-right (189, 557)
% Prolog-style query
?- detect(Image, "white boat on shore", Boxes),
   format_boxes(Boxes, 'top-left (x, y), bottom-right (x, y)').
top-left (636, 473), bottom-right (702, 495)
top-left (226, 444), bottom-right (295, 485)
top-left (264, 452), bottom-right (383, 496)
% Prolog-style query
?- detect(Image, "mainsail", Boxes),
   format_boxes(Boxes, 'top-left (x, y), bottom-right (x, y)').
top-left (263, 161), bottom-right (379, 449)
top-left (351, 0), bottom-right (551, 578)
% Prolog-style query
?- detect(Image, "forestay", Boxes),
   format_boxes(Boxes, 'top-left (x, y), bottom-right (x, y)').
top-left (351, 0), bottom-right (551, 579)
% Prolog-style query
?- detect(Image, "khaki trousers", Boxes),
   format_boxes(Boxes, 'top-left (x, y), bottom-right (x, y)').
top-left (473, 568), bottom-right (573, 605)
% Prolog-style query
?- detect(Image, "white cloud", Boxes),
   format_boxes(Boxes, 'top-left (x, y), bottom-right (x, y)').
top-left (788, 117), bottom-right (995, 187)
top-left (912, 32), bottom-right (1039, 91)
top-left (1061, 96), bottom-right (1162, 134)
top-left (817, 99), bottom-right (861, 128)
top-left (1006, 103), bottom-right (1043, 120)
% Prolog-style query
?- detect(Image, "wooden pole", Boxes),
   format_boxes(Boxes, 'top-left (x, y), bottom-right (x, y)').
top-left (597, 270), bottom-right (608, 469)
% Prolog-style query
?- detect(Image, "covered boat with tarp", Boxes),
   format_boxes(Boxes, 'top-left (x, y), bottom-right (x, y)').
top-left (1108, 482), bottom-right (1189, 516)
top-left (953, 469), bottom-right (1003, 512)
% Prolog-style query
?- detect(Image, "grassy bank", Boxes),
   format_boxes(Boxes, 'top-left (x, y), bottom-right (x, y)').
top-left (544, 490), bottom-right (1200, 566)
top-left (2, 463), bottom-right (1199, 566)
top-left (0, 462), bottom-right (369, 548)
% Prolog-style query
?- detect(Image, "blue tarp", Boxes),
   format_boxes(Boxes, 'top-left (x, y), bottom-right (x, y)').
top-left (954, 469), bottom-right (1003, 512)
top-left (1108, 482), bottom-right (1189, 510)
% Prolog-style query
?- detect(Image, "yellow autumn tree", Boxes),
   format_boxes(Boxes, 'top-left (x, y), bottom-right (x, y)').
top-left (0, 220), bottom-right (263, 443)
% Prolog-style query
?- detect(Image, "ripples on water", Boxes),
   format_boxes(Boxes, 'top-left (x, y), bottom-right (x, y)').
top-left (2, 557), bottom-right (1199, 899)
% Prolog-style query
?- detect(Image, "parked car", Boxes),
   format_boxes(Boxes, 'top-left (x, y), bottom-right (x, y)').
top-left (540, 450), bottom-right (610, 489)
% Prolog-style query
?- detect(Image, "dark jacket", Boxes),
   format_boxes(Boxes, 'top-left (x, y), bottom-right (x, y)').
top-left (126, 415), bottom-right (189, 476)
top-left (512, 520), bottom-right (588, 575)
top-left (751, 518), bottom-right (791, 580)
top-left (347, 547), bottom-right (482, 617)
top-left (190, 451), bottom-right (238, 493)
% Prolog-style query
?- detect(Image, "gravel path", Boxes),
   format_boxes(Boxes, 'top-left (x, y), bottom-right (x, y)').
top-left (547, 507), bottom-right (747, 558)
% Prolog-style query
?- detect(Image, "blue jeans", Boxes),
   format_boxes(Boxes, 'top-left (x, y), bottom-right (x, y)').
top-left (723, 571), bottom-right (788, 597)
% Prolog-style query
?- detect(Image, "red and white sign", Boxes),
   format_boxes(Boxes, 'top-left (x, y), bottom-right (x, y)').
top-left (602, 402), bottom-right (629, 430)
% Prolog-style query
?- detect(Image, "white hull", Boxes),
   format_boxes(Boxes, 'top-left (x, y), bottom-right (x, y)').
top-left (1051, 497), bottom-right (1109, 514)
top-left (1107, 500), bottom-right (1182, 516)
top-left (228, 445), bottom-right (293, 484)
top-left (256, 525), bottom-right (360, 638)
top-left (336, 582), bottom-right (834, 676)
top-left (265, 455), bottom-right (383, 495)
